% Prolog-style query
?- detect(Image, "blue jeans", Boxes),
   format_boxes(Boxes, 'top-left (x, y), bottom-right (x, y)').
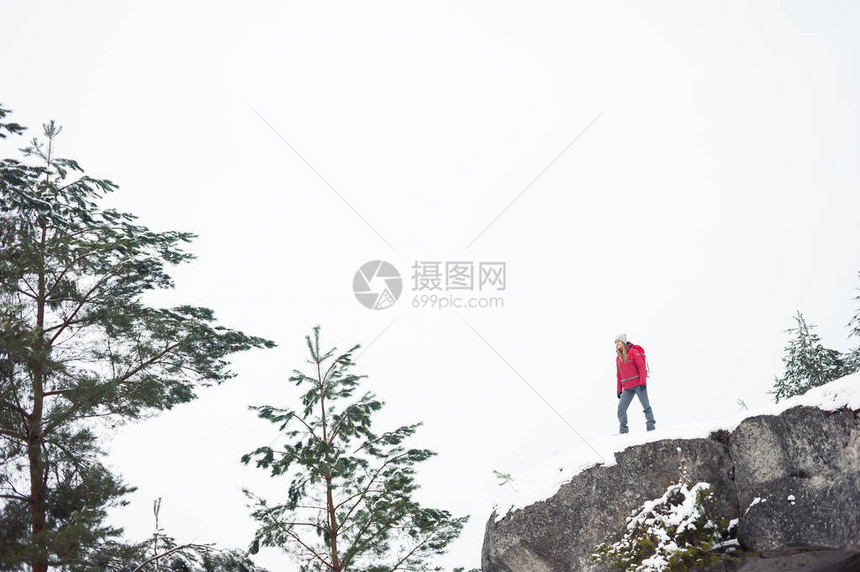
top-left (618, 385), bottom-right (655, 433)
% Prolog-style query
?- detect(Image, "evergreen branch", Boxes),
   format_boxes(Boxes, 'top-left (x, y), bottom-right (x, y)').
top-left (322, 359), bottom-right (339, 386)
top-left (339, 468), bottom-right (419, 554)
top-left (339, 493), bottom-right (388, 549)
top-left (43, 235), bottom-right (142, 301)
top-left (276, 526), bottom-right (333, 571)
top-left (243, 489), bottom-right (334, 568)
top-left (293, 504), bottom-right (330, 511)
top-left (0, 427), bottom-right (27, 441)
top-left (42, 340), bottom-right (181, 432)
top-left (339, 505), bottom-right (393, 568)
top-left (113, 341), bottom-right (182, 385)
top-left (130, 543), bottom-right (218, 572)
top-left (350, 425), bottom-right (418, 456)
top-left (58, 411), bottom-right (119, 423)
top-left (290, 412), bottom-right (323, 444)
top-left (333, 487), bottom-right (386, 513)
top-left (325, 394), bottom-right (376, 447)
top-left (276, 521), bottom-right (328, 530)
top-left (52, 176), bottom-right (100, 196)
top-left (41, 315), bottom-right (88, 334)
top-left (21, 276), bottom-right (39, 299)
top-left (342, 515), bottom-right (452, 572)
top-left (337, 452), bottom-right (411, 529)
top-left (46, 264), bottom-right (120, 345)
top-left (15, 285), bottom-right (38, 300)
top-left (43, 247), bottom-right (92, 301)
top-left (387, 527), bottom-right (444, 572)
top-left (0, 477), bottom-right (29, 501)
top-left (0, 398), bottom-right (31, 422)
top-left (42, 297), bottom-right (114, 305)
top-left (249, 491), bottom-right (333, 570)
top-left (41, 387), bottom-right (79, 397)
top-left (42, 436), bottom-right (94, 481)
top-left (0, 492), bottom-right (30, 502)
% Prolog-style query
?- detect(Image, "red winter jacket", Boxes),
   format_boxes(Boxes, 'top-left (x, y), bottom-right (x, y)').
top-left (616, 343), bottom-right (647, 393)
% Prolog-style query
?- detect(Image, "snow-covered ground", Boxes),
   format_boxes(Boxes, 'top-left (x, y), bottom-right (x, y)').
top-left (492, 372), bottom-right (860, 522)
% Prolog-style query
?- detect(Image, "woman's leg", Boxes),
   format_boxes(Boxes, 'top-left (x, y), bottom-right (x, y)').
top-left (617, 389), bottom-right (635, 434)
top-left (635, 386), bottom-right (656, 431)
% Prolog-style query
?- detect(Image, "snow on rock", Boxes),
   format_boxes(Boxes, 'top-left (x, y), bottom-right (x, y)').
top-left (594, 481), bottom-right (727, 571)
top-left (744, 497), bottom-right (767, 515)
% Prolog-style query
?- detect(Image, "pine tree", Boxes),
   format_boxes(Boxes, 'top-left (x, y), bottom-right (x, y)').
top-left (771, 311), bottom-right (847, 402)
top-left (850, 271), bottom-right (860, 340)
top-left (0, 108), bottom-right (275, 571)
top-left (843, 348), bottom-right (860, 377)
top-left (844, 270), bottom-right (860, 375)
top-left (241, 326), bottom-right (467, 572)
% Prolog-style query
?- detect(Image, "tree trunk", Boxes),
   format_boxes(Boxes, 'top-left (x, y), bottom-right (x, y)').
top-left (318, 362), bottom-right (341, 572)
top-left (28, 422), bottom-right (48, 572)
top-left (29, 222), bottom-right (49, 572)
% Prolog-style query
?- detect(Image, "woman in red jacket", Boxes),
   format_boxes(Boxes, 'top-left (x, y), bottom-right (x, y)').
top-left (616, 334), bottom-right (656, 433)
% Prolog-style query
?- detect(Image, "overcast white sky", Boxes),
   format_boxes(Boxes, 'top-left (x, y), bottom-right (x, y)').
top-left (2, 1), bottom-right (860, 570)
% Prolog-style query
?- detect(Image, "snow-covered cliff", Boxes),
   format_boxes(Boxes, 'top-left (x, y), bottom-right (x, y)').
top-left (482, 374), bottom-right (860, 571)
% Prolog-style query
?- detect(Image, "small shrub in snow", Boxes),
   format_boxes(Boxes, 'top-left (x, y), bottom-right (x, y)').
top-left (590, 482), bottom-right (737, 571)
top-left (771, 311), bottom-right (850, 402)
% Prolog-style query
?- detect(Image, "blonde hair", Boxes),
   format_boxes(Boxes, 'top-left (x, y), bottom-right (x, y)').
top-left (616, 342), bottom-right (629, 363)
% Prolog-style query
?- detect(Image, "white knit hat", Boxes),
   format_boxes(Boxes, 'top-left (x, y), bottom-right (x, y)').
top-left (615, 333), bottom-right (628, 344)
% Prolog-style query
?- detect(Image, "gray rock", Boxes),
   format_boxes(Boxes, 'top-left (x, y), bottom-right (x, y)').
top-left (483, 438), bottom-right (737, 571)
top-left (731, 407), bottom-right (860, 551)
top-left (482, 405), bottom-right (860, 572)
top-left (482, 464), bottom-right (620, 572)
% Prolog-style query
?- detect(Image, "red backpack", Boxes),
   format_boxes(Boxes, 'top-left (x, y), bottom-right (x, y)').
top-left (630, 344), bottom-right (651, 376)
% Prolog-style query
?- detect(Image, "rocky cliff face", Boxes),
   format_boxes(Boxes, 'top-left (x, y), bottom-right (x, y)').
top-left (482, 405), bottom-right (860, 572)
